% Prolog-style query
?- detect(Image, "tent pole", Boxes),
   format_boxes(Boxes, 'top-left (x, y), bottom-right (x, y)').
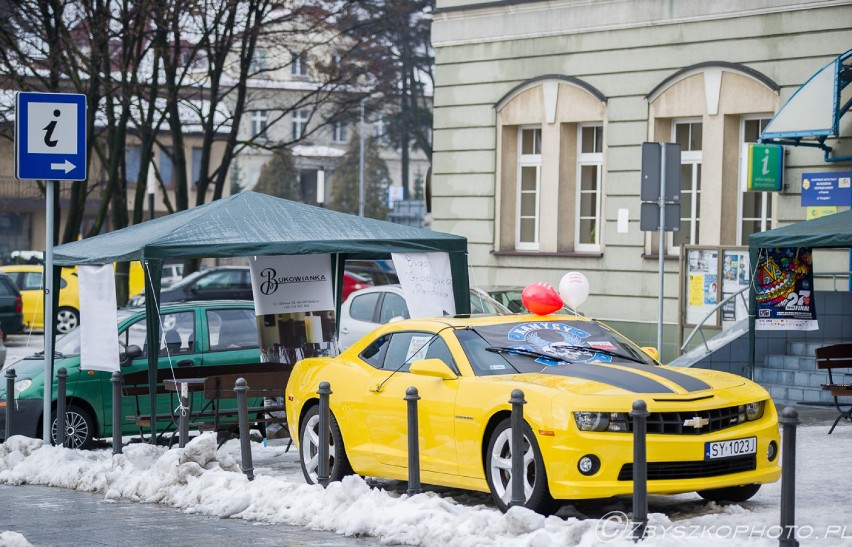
top-left (748, 247), bottom-right (758, 381)
top-left (143, 259), bottom-right (163, 444)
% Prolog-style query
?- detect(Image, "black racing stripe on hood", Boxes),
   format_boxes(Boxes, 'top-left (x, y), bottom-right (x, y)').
top-left (616, 363), bottom-right (712, 392)
top-left (540, 363), bottom-right (675, 393)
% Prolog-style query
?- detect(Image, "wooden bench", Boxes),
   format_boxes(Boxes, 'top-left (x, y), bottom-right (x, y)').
top-left (122, 363), bottom-right (292, 444)
top-left (815, 343), bottom-right (852, 434)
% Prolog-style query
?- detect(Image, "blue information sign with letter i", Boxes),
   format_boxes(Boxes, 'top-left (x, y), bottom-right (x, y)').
top-left (15, 92), bottom-right (87, 181)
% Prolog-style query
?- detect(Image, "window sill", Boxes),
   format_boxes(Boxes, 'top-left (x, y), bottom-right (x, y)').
top-left (491, 250), bottom-right (603, 258)
top-left (641, 253), bottom-right (679, 261)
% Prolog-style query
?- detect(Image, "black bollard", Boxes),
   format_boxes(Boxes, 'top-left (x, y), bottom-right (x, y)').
top-left (5, 368), bottom-right (15, 440)
top-left (405, 386), bottom-right (421, 496)
top-left (631, 399), bottom-right (649, 542)
top-left (178, 383), bottom-right (189, 449)
top-left (509, 389), bottom-right (526, 508)
top-left (234, 378), bottom-right (254, 480)
top-left (779, 407), bottom-right (800, 547)
top-left (110, 372), bottom-right (123, 455)
top-left (56, 368), bottom-right (67, 447)
top-left (317, 381), bottom-right (332, 487)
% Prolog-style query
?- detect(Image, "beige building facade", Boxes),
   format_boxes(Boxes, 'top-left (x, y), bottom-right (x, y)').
top-left (431, 0), bottom-right (852, 360)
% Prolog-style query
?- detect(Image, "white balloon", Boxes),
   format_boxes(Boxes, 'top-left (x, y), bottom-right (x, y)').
top-left (558, 272), bottom-right (590, 310)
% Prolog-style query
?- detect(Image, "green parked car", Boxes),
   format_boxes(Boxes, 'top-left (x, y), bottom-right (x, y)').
top-left (0, 300), bottom-right (262, 448)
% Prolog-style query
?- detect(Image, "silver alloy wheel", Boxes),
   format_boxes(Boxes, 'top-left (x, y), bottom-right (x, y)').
top-left (300, 413), bottom-right (334, 483)
top-left (56, 307), bottom-right (79, 334)
top-left (51, 409), bottom-right (91, 449)
top-left (488, 427), bottom-right (535, 505)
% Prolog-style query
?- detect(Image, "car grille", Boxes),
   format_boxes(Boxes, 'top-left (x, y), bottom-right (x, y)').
top-left (617, 455), bottom-right (756, 481)
top-left (631, 405), bottom-right (743, 435)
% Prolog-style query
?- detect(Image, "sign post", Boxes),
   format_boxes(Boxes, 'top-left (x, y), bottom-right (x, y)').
top-left (15, 92), bottom-right (87, 444)
top-left (640, 142), bottom-right (681, 356)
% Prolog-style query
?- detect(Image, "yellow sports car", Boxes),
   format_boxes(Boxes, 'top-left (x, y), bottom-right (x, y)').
top-left (286, 315), bottom-right (780, 514)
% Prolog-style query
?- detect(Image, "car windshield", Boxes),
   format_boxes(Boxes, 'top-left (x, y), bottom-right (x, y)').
top-left (166, 269), bottom-right (206, 290)
top-left (39, 308), bottom-right (139, 358)
top-left (455, 319), bottom-right (656, 376)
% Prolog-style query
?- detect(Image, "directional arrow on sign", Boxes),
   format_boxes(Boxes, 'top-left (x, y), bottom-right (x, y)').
top-left (50, 159), bottom-right (76, 173)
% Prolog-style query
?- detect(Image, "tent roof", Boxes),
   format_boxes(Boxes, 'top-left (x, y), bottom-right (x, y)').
top-left (53, 191), bottom-right (467, 265)
top-left (749, 209), bottom-right (852, 250)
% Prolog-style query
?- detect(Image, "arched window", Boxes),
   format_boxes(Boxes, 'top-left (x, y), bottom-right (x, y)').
top-left (646, 63), bottom-right (779, 255)
top-left (495, 76), bottom-right (607, 254)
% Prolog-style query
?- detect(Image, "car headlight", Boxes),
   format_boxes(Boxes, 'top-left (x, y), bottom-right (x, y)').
top-left (13, 379), bottom-right (32, 397)
top-left (574, 411), bottom-right (631, 432)
top-left (744, 401), bottom-right (765, 421)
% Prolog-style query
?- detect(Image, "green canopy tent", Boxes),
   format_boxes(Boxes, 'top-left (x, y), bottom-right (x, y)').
top-left (52, 191), bottom-right (470, 441)
top-left (747, 208), bottom-right (852, 376)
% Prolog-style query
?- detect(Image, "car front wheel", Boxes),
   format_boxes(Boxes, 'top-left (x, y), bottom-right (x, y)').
top-left (51, 404), bottom-right (95, 449)
top-left (299, 405), bottom-right (353, 485)
top-left (56, 307), bottom-right (80, 334)
top-left (697, 483), bottom-right (761, 502)
top-left (485, 418), bottom-right (556, 514)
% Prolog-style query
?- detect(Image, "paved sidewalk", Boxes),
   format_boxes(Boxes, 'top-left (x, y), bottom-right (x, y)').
top-left (0, 483), bottom-right (377, 547)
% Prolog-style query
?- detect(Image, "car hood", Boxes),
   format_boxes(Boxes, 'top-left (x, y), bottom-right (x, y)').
top-left (505, 363), bottom-right (746, 396)
top-left (5, 354), bottom-right (76, 381)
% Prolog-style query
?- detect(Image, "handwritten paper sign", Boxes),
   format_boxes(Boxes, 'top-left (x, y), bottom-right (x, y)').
top-left (392, 252), bottom-right (456, 318)
top-left (249, 254), bottom-right (333, 316)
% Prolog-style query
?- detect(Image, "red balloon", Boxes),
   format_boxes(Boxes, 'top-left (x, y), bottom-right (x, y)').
top-left (521, 282), bottom-right (564, 315)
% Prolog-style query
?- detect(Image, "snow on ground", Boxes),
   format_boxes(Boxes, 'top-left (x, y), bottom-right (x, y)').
top-left (1, 423), bottom-right (851, 546)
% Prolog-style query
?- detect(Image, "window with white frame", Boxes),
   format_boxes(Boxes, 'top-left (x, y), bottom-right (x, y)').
top-left (291, 51), bottom-right (308, 77)
top-left (333, 121), bottom-right (348, 143)
top-left (516, 126), bottom-right (542, 250)
top-left (672, 120), bottom-right (703, 251)
top-left (576, 124), bottom-right (603, 250)
top-left (738, 116), bottom-right (773, 244)
top-left (251, 47), bottom-right (267, 74)
top-left (292, 108), bottom-right (309, 139)
top-left (251, 110), bottom-right (268, 139)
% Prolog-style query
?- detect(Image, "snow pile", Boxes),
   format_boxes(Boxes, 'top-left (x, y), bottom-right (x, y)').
top-left (1, 425), bottom-right (851, 546)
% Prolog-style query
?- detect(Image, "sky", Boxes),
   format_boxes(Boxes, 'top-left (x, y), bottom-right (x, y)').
top-left (1, 421), bottom-right (851, 547)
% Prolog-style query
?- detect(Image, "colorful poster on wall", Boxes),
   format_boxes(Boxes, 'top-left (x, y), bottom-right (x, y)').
top-left (755, 247), bottom-right (818, 331)
top-left (721, 250), bottom-right (750, 327)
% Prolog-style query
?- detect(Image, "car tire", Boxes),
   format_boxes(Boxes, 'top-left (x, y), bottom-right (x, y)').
top-left (485, 418), bottom-right (556, 514)
top-left (51, 404), bottom-right (95, 449)
top-left (56, 307), bottom-right (80, 334)
top-left (697, 483), bottom-right (761, 503)
top-left (299, 404), bottom-right (353, 485)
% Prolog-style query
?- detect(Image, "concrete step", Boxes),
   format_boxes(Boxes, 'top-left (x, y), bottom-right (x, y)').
top-left (786, 340), bottom-right (847, 357)
top-left (764, 354), bottom-right (817, 371)
top-left (763, 383), bottom-right (836, 405)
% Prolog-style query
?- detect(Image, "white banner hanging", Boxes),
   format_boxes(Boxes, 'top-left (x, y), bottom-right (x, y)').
top-left (78, 264), bottom-right (120, 372)
top-left (392, 252), bottom-right (456, 318)
top-left (249, 254), bottom-right (334, 316)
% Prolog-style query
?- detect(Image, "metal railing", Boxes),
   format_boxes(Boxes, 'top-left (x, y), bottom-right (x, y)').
top-left (681, 286), bottom-right (749, 354)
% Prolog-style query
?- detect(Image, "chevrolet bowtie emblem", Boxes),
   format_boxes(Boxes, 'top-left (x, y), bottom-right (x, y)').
top-left (683, 416), bottom-right (710, 428)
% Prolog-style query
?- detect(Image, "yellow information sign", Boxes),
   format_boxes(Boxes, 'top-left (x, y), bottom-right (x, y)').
top-left (689, 274), bottom-right (704, 307)
top-left (807, 206), bottom-right (837, 220)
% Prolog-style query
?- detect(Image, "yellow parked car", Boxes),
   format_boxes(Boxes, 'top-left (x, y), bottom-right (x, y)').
top-left (0, 262), bottom-right (145, 333)
top-left (286, 314), bottom-right (780, 514)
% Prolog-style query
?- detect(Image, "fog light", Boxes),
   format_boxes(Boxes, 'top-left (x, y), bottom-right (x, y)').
top-left (767, 440), bottom-right (778, 462)
top-left (578, 454), bottom-right (600, 476)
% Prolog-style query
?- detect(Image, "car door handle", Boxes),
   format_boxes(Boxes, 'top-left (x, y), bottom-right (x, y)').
top-left (177, 359), bottom-right (194, 367)
top-left (341, 327), bottom-right (349, 334)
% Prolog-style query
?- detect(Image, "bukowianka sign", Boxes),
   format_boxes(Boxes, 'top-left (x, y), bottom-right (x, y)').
top-left (249, 254), bottom-right (333, 315)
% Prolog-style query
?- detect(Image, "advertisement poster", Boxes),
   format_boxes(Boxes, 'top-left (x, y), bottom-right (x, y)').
top-left (249, 254), bottom-right (334, 316)
top-left (685, 248), bottom-right (719, 325)
top-left (721, 251), bottom-right (750, 327)
top-left (249, 254), bottom-right (338, 362)
top-left (392, 252), bottom-right (456, 318)
top-left (755, 247), bottom-right (818, 331)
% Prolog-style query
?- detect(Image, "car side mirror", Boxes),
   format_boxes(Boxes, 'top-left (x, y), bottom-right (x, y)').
top-left (409, 358), bottom-right (457, 380)
top-left (120, 344), bottom-right (143, 366)
top-left (641, 346), bottom-right (660, 361)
